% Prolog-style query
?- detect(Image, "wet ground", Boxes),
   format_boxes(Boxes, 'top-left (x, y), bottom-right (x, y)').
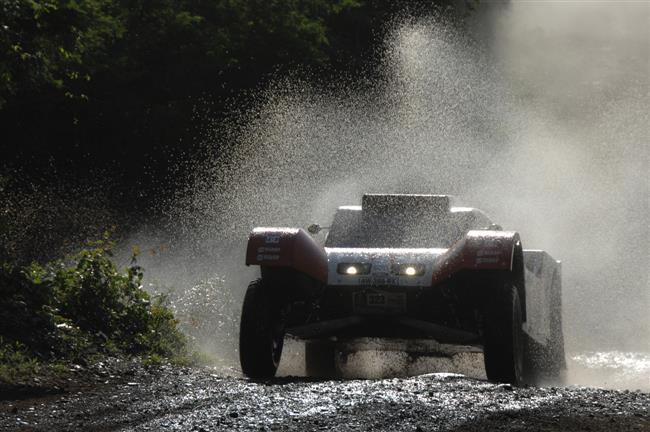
top-left (1, 352), bottom-right (648, 432)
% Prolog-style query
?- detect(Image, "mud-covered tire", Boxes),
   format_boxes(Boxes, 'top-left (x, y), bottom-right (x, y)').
top-left (546, 271), bottom-right (566, 376)
top-left (483, 283), bottom-right (525, 385)
top-left (525, 271), bottom-right (566, 384)
top-left (239, 279), bottom-right (285, 379)
top-left (305, 340), bottom-right (337, 378)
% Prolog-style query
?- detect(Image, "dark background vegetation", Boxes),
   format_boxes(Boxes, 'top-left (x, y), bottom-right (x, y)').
top-left (0, 0), bottom-right (476, 264)
top-left (0, 0), bottom-right (478, 380)
top-left (2, 1), bottom-right (648, 389)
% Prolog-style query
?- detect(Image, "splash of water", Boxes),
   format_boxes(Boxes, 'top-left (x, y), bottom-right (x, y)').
top-left (128, 3), bottom-right (649, 390)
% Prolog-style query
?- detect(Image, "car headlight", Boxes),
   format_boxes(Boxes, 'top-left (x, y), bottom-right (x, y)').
top-left (393, 263), bottom-right (425, 276)
top-left (337, 263), bottom-right (371, 275)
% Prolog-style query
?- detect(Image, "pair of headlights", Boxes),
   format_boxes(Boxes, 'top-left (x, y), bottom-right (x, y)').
top-left (336, 263), bottom-right (425, 276)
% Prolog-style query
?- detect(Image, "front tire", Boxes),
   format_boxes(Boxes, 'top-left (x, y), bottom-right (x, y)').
top-left (483, 283), bottom-right (525, 385)
top-left (239, 279), bottom-right (285, 379)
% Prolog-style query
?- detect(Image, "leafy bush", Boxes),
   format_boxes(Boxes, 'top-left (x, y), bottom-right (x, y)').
top-left (0, 339), bottom-right (41, 383)
top-left (0, 235), bottom-right (191, 382)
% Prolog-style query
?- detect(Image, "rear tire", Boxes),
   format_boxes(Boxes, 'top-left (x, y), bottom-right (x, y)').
top-left (483, 283), bottom-right (525, 385)
top-left (239, 279), bottom-right (285, 379)
top-left (525, 270), bottom-right (566, 384)
top-left (546, 270), bottom-right (566, 377)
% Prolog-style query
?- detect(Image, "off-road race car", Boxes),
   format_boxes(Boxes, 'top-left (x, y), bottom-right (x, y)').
top-left (239, 194), bottom-right (565, 385)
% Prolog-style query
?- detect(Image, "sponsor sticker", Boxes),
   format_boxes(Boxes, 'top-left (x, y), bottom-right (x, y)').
top-left (477, 248), bottom-right (501, 257)
top-left (257, 254), bottom-right (280, 261)
top-left (257, 246), bottom-right (281, 253)
top-left (358, 276), bottom-right (399, 286)
top-left (476, 257), bottom-right (499, 265)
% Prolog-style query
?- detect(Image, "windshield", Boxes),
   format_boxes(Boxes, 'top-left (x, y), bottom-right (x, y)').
top-left (325, 211), bottom-right (467, 248)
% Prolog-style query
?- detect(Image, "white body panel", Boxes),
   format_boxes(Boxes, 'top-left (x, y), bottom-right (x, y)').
top-left (325, 247), bottom-right (446, 287)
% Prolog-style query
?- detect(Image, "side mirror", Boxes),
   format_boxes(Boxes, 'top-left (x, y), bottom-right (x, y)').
top-left (307, 224), bottom-right (322, 235)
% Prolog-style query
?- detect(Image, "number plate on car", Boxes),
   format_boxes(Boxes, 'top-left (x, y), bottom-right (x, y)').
top-left (353, 291), bottom-right (406, 314)
top-left (367, 293), bottom-right (386, 306)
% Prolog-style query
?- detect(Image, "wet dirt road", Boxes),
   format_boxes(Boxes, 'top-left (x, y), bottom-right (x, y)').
top-left (1, 360), bottom-right (648, 432)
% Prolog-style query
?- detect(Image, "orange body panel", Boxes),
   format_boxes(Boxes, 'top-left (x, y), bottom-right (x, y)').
top-left (245, 227), bottom-right (328, 283)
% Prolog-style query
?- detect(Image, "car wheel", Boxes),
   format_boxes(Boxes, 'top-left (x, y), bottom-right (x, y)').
top-left (541, 270), bottom-right (566, 381)
top-left (239, 279), bottom-right (285, 379)
top-left (523, 270), bottom-right (566, 385)
top-left (483, 282), bottom-right (524, 385)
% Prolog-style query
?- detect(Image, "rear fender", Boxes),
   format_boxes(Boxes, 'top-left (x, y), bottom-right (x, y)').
top-left (245, 227), bottom-right (328, 284)
top-left (433, 230), bottom-right (526, 319)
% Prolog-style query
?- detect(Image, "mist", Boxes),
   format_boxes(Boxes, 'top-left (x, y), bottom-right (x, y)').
top-left (470, 0), bottom-right (649, 352)
top-left (126, 1), bottom-right (649, 389)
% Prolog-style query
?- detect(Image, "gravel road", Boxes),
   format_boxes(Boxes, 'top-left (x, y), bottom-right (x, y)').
top-left (1, 356), bottom-right (648, 432)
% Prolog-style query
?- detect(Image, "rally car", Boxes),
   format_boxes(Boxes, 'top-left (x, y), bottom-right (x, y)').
top-left (239, 194), bottom-right (565, 384)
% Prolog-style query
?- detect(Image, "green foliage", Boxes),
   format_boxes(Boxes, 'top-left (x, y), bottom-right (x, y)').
top-left (0, 0), bottom-right (123, 108)
top-left (0, 235), bottom-right (191, 383)
top-left (44, 237), bottom-right (151, 349)
top-left (1, 1), bottom-right (473, 219)
top-left (0, 339), bottom-right (41, 382)
top-left (142, 296), bottom-right (193, 363)
top-left (1, 0), bottom-right (364, 109)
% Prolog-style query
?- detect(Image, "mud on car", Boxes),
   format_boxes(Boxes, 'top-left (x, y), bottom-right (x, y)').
top-left (239, 194), bottom-right (565, 385)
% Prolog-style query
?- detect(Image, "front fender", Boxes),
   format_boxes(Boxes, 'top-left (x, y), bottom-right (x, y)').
top-left (432, 230), bottom-right (526, 319)
top-left (245, 227), bottom-right (328, 283)
top-left (433, 231), bottom-right (520, 279)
